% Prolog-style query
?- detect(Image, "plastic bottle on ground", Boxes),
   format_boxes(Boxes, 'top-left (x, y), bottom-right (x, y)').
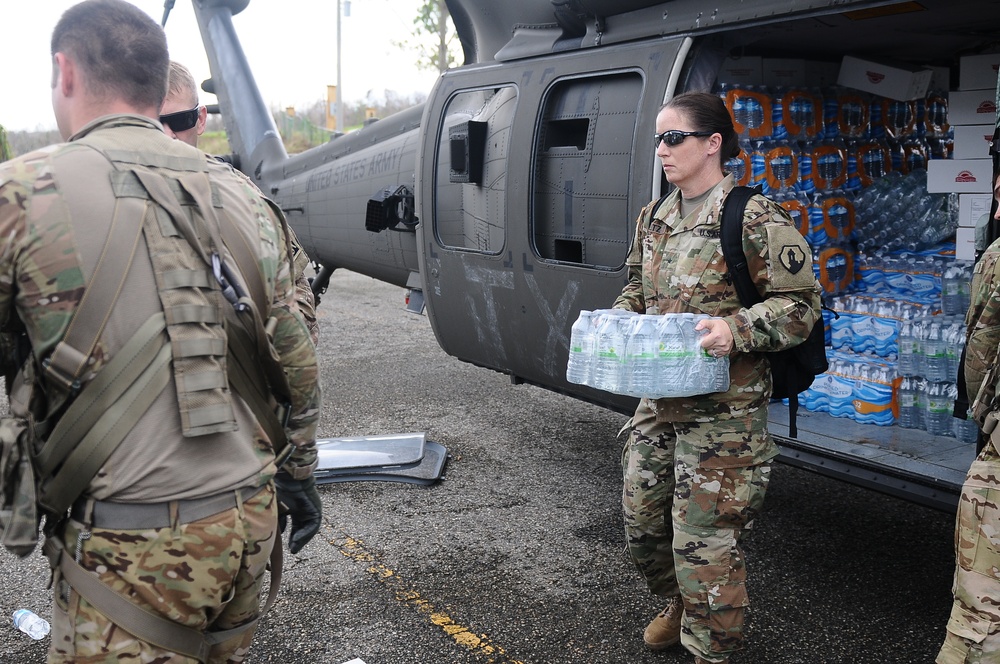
top-left (12, 609), bottom-right (49, 640)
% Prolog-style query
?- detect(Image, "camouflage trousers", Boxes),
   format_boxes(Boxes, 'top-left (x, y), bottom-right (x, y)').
top-left (49, 483), bottom-right (277, 664)
top-left (938, 443), bottom-right (1000, 663)
top-left (621, 399), bottom-right (774, 661)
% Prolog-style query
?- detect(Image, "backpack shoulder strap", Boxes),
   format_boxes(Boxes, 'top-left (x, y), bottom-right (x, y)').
top-left (719, 185), bottom-right (764, 308)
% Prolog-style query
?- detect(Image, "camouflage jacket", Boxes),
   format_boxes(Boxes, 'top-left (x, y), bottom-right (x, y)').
top-left (965, 236), bottom-right (1000, 422)
top-left (0, 115), bottom-right (321, 498)
top-left (614, 174), bottom-right (821, 422)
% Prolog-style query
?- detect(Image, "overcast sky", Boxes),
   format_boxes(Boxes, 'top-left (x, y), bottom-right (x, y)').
top-left (1, 0), bottom-right (444, 132)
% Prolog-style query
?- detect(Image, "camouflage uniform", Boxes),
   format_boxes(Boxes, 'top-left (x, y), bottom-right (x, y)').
top-left (614, 174), bottom-right (820, 661)
top-left (0, 115), bottom-right (321, 661)
top-left (221, 158), bottom-right (319, 344)
top-left (938, 234), bottom-right (1000, 664)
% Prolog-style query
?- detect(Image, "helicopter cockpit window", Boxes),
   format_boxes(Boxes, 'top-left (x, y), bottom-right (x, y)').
top-left (532, 72), bottom-right (643, 268)
top-left (434, 87), bottom-right (517, 254)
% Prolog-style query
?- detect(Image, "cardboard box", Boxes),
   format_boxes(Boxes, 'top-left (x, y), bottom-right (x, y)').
top-left (718, 56), bottom-right (763, 86)
top-left (928, 65), bottom-right (950, 91)
top-left (805, 60), bottom-right (841, 88)
top-left (960, 53), bottom-right (1000, 91)
top-left (948, 89), bottom-right (998, 126)
top-left (958, 193), bottom-right (994, 228)
top-left (926, 158), bottom-right (993, 193)
top-left (837, 55), bottom-right (932, 101)
top-left (956, 226), bottom-right (976, 261)
top-left (763, 58), bottom-right (806, 87)
top-left (953, 124), bottom-right (995, 160)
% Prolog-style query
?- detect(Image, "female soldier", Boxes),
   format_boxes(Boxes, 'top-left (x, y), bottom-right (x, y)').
top-left (614, 92), bottom-right (821, 664)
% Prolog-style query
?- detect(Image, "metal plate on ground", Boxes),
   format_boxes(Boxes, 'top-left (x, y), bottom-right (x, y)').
top-left (315, 441), bottom-right (448, 486)
top-left (315, 432), bottom-right (427, 471)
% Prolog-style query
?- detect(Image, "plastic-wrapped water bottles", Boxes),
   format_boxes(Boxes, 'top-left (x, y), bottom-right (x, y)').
top-left (567, 311), bottom-right (730, 398)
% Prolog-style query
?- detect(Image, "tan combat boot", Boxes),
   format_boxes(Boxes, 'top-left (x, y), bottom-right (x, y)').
top-left (643, 596), bottom-right (683, 650)
top-left (694, 657), bottom-right (729, 664)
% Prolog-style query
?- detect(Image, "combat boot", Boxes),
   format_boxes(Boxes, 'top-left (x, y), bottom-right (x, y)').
top-left (643, 595), bottom-right (682, 650)
top-left (694, 657), bottom-right (729, 664)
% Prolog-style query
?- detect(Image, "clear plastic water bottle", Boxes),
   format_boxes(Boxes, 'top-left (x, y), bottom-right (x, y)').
top-left (655, 315), bottom-right (685, 395)
top-left (942, 264), bottom-right (963, 316)
top-left (593, 313), bottom-right (626, 393)
top-left (946, 324), bottom-right (965, 383)
top-left (912, 377), bottom-right (928, 432)
top-left (924, 381), bottom-right (952, 436)
top-left (625, 316), bottom-right (658, 397)
top-left (896, 376), bottom-right (919, 430)
top-left (954, 408), bottom-right (979, 444)
top-left (566, 311), bottom-right (596, 386)
top-left (923, 323), bottom-right (949, 383)
top-left (913, 319), bottom-right (930, 379)
top-left (12, 609), bottom-right (49, 640)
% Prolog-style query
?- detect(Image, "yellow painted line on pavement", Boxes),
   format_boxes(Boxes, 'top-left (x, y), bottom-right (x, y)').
top-left (333, 535), bottom-right (525, 664)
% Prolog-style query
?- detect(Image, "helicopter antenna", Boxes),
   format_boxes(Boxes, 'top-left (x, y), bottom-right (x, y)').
top-left (161, 0), bottom-right (175, 27)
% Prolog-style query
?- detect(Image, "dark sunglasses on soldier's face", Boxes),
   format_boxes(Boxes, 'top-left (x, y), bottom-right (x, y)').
top-left (159, 106), bottom-right (200, 133)
top-left (654, 130), bottom-right (714, 148)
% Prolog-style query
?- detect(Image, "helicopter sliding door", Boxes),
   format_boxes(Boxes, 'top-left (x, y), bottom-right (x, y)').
top-left (417, 38), bottom-right (684, 405)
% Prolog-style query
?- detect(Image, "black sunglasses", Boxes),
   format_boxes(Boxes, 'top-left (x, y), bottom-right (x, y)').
top-left (654, 130), bottom-right (713, 148)
top-left (159, 106), bottom-right (200, 133)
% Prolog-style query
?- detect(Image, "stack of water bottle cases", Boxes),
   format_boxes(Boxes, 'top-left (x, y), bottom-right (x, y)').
top-left (715, 82), bottom-right (977, 442)
top-left (566, 310), bottom-right (730, 399)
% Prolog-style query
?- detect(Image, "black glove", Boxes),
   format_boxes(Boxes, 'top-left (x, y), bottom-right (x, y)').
top-left (273, 473), bottom-right (322, 554)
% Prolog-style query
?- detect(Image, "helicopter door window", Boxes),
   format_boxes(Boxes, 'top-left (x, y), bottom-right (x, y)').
top-left (434, 87), bottom-right (518, 254)
top-left (532, 72), bottom-right (643, 269)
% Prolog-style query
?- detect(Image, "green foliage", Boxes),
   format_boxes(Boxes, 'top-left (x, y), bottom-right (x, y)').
top-left (0, 124), bottom-right (11, 162)
top-left (393, 0), bottom-right (459, 73)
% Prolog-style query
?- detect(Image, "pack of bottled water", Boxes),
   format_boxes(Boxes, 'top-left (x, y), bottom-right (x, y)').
top-left (566, 310), bottom-right (730, 399)
top-left (853, 169), bottom-right (956, 255)
top-left (799, 350), bottom-right (896, 426)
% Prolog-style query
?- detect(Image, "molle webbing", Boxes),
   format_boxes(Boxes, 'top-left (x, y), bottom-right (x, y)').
top-left (131, 170), bottom-right (237, 437)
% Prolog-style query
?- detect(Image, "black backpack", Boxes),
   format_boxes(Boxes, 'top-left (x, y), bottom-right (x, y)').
top-left (719, 186), bottom-right (829, 438)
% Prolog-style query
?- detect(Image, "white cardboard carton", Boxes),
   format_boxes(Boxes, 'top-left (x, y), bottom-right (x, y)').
top-left (836, 56), bottom-right (932, 101)
top-left (718, 57), bottom-right (763, 86)
top-left (763, 58), bottom-right (806, 87)
top-left (926, 159), bottom-right (993, 193)
top-left (956, 227), bottom-right (976, 261)
top-left (953, 124), bottom-right (995, 160)
top-left (960, 53), bottom-right (1000, 91)
top-left (948, 90), bottom-right (998, 126)
top-left (958, 194), bottom-right (994, 228)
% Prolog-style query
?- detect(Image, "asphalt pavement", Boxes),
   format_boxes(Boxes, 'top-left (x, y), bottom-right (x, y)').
top-left (0, 269), bottom-right (957, 663)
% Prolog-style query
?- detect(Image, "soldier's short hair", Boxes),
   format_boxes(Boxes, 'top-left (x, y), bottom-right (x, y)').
top-left (51, 0), bottom-right (169, 112)
top-left (168, 61), bottom-right (199, 109)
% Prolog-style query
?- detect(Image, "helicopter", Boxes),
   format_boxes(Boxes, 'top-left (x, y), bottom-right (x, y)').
top-left (184, 0), bottom-right (1000, 510)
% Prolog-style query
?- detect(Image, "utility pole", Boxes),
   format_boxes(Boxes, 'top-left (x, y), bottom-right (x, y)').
top-left (336, 0), bottom-right (343, 132)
